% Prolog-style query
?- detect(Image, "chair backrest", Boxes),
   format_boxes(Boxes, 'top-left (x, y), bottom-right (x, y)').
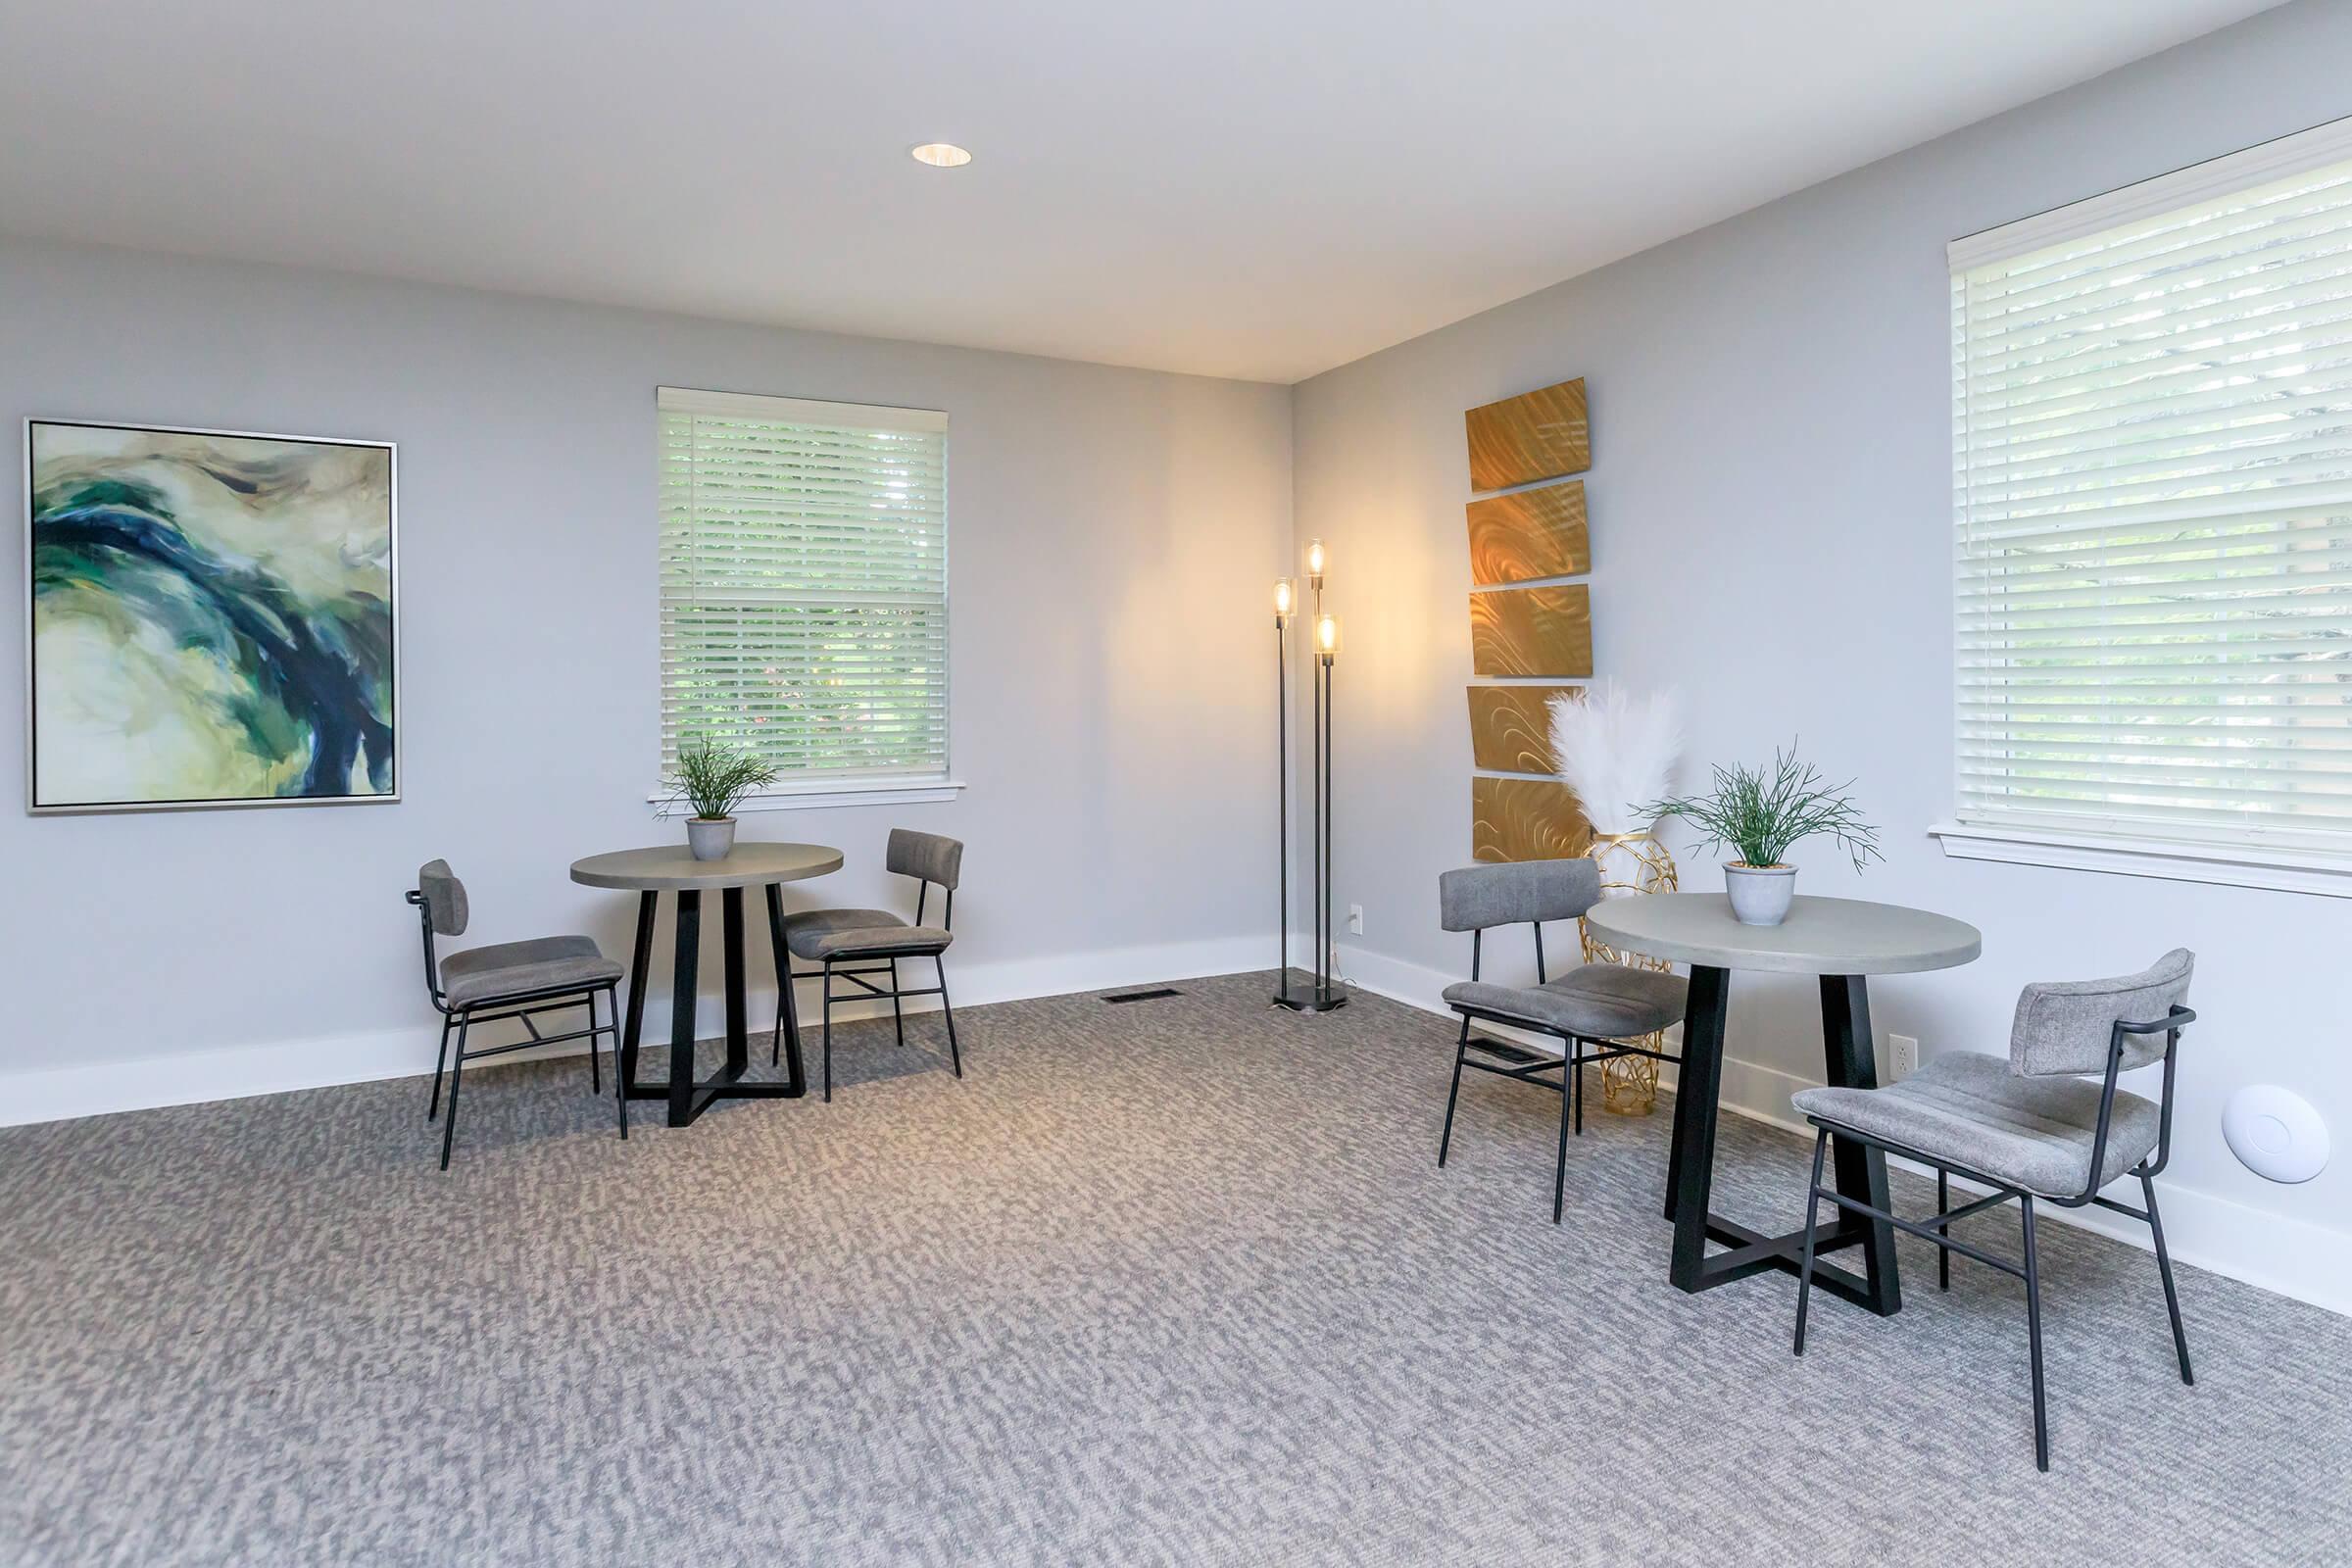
top-left (416, 858), bottom-right (469, 936)
top-left (888, 829), bottom-right (963, 893)
top-left (1438, 858), bottom-right (1599, 933)
top-left (2009, 949), bottom-right (2194, 1077)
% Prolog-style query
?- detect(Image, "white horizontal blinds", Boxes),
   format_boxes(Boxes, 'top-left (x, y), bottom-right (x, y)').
top-left (659, 389), bottom-right (949, 784)
top-left (1952, 140), bottom-right (2352, 855)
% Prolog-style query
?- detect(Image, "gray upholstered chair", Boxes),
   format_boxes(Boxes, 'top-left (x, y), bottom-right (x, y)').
top-left (1436, 858), bottom-right (1688, 1221)
top-left (1789, 950), bottom-right (2197, 1471)
top-left (773, 828), bottom-right (964, 1101)
top-left (406, 859), bottom-right (625, 1169)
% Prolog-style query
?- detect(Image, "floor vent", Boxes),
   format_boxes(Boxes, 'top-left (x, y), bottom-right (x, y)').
top-left (1102, 987), bottom-right (1183, 1004)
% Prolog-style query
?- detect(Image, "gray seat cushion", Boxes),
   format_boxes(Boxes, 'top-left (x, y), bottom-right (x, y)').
top-left (440, 935), bottom-right (621, 1008)
top-left (783, 907), bottom-right (953, 961)
top-left (1792, 1051), bottom-right (2160, 1199)
top-left (1443, 962), bottom-right (1687, 1040)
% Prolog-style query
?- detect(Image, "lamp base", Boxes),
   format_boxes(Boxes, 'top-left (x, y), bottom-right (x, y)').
top-left (1272, 968), bottom-right (1348, 1012)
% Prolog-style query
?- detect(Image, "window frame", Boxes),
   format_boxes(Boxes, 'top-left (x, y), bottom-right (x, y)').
top-left (1933, 116), bottom-right (2352, 897)
top-left (650, 386), bottom-right (962, 815)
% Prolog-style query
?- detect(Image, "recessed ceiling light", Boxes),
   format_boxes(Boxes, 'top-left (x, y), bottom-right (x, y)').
top-left (909, 142), bottom-right (973, 169)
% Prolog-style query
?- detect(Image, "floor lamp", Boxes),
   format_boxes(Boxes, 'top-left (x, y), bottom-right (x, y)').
top-left (1275, 544), bottom-right (1345, 1012)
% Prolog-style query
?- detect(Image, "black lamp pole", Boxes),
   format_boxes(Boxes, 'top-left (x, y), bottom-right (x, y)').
top-left (1318, 643), bottom-right (1337, 1004)
top-left (1276, 559), bottom-right (1344, 1013)
top-left (1275, 603), bottom-right (1290, 993)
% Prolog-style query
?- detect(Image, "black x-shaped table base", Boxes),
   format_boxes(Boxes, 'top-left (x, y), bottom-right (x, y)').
top-left (617, 884), bottom-right (808, 1128)
top-left (1661, 964), bottom-right (1903, 1316)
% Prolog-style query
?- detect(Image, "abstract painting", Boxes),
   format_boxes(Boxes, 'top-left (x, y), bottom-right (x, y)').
top-left (26, 420), bottom-right (397, 811)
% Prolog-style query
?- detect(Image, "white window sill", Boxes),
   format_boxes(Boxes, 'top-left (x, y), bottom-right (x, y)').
top-left (650, 778), bottom-right (965, 816)
top-left (1929, 822), bottom-right (2352, 899)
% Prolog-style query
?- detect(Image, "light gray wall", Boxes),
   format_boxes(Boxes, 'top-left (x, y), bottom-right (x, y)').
top-left (1292, 0), bottom-right (2352, 1301)
top-left (0, 235), bottom-right (1292, 1088)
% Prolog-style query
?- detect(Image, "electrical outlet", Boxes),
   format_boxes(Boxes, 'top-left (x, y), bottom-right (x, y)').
top-left (1889, 1034), bottom-right (1920, 1081)
top-left (1347, 904), bottom-right (1364, 936)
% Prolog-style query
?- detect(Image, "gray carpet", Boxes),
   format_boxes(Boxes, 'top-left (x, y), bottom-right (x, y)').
top-left (3, 973), bottom-right (2347, 1567)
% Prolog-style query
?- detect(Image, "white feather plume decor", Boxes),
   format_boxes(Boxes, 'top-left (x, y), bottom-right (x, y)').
top-left (1548, 680), bottom-right (1682, 837)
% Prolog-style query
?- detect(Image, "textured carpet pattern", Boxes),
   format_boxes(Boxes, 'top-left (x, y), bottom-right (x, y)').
top-left (3, 973), bottom-right (2347, 1566)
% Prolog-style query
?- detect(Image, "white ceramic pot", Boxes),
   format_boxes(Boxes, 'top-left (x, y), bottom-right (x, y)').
top-left (687, 816), bottom-right (737, 860)
top-left (1723, 861), bottom-right (1796, 926)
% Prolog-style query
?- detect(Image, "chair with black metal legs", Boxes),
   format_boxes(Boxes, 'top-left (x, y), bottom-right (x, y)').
top-left (771, 829), bottom-right (964, 1102)
top-left (1789, 949), bottom-right (2197, 1471)
top-left (407, 858), bottom-right (627, 1170)
top-left (1435, 858), bottom-right (1687, 1222)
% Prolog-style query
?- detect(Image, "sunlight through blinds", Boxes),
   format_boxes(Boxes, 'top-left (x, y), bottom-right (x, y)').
top-left (659, 388), bottom-right (949, 785)
top-left (1951, 124), bottom-right (2352, 857)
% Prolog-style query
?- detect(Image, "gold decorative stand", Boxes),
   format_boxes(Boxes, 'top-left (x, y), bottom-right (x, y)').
top-left (1579, 831), bottom-right (1678, 1114)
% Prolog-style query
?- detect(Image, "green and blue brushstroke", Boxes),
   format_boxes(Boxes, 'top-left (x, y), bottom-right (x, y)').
top-left (31, 467), bottom-right (392, 799)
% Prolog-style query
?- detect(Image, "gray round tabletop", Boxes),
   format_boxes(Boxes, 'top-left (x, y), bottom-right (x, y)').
top-left (569, 842), bottom-right (844, 891)
top-left (1583, 892), bottom-right (1980, 976)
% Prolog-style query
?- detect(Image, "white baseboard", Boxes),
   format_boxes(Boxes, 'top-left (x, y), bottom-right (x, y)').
top-left (0, 933), bottom-right (1275, 1129)
top-left (17, 925), bottom-right (2344, 1320)
top-left (1331, 940), bottom-right (2352, 1320)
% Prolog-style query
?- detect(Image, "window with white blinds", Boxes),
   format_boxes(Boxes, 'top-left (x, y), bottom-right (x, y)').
top-left (659, 387), bottom-right (949, 790)
top-left (1950, 122), bottom-right (2352, 860)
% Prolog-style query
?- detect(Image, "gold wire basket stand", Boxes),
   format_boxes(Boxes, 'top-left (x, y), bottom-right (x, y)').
top-left (1578, 831), bottom-right (1679, 1115)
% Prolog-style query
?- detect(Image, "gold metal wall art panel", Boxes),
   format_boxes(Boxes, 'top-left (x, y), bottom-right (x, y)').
top-left (1469, 584), bottom-right (1592, 677)
top-left (1465, 479), bottom-right (1589, 586)
top-left (1472, 776), bottom-right (1593, 863)
top-left (1466, 685), bottom-right (1580, 774)
top-left (1464, 377), bottom-right (1591, 492)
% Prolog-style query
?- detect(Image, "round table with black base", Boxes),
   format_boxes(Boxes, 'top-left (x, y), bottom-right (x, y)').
top-left (1583, 892), bottom-right (1981, 1316)
top-left (570, 843), bottom-right (844, 1129)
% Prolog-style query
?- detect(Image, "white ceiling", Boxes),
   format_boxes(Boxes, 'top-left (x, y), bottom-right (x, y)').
top-left (0, 0), bottom-right (2283, 383)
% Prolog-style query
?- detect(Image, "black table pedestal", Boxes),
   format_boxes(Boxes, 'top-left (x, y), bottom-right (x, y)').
top-left (1662, 965), bottom-right (1902, 1315)
top-left (617, 884), bottom-right (808, 1128)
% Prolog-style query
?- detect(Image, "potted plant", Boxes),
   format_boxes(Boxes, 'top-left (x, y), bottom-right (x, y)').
top-left (1639, 745), bottom-right (1880, 926)
top-left (667, 738), bottom-right (778, 860)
